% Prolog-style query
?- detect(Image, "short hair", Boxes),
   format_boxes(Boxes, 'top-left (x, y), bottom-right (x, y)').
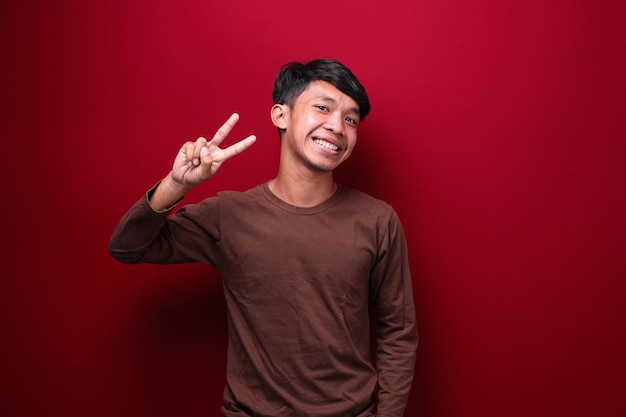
top-left (272, 58), bottom-right (371, 120)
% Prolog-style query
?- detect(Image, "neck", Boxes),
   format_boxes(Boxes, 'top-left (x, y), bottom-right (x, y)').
top-left (268, 169), bottom-right (337, 208)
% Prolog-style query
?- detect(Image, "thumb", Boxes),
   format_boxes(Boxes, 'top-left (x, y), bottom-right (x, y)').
top-left (196, 146), bottom-right (215, 179)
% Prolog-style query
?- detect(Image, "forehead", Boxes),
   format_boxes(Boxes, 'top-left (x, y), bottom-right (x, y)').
top-left (297, 81), bottom-right (360, 114)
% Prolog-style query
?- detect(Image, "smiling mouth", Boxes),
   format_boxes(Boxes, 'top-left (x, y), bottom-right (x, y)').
top-left (313, 138), bottom-right (341, 152)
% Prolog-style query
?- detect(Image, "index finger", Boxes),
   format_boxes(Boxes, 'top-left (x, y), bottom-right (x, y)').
top-left (221, 135), bottom-right (257, 161)
top-left (210, 113), bottom-right (240, 147)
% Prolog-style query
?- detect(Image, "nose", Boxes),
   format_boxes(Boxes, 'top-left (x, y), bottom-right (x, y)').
top-left (323, 111), bottom-right (344, 137)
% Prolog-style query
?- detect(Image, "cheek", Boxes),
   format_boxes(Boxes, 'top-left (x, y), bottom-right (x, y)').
top-left (304, 113), bottom-right (323, 127)
top-left (341, 142), bottom-right (356, 161)
top-left (346, 135), bottom-right (358, 150)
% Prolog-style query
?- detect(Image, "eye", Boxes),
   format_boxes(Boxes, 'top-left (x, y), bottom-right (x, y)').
top-left (345, 116), bottom-right (358, 126)
top-left (316, 105), bottom-right (329, 112)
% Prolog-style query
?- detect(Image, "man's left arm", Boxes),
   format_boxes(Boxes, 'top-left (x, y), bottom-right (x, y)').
top-left (370, 211), bottom-right (418, 417)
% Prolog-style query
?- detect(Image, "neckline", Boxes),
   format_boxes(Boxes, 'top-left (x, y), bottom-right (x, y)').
top-left (260, 181), bottom-right (344, 215)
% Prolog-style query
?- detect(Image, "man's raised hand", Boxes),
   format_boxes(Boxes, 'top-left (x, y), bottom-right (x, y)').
top-left (172, 113), bottom-right (256, 189)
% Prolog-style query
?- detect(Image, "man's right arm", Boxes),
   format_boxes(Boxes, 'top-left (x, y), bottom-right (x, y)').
top-left (108, 113), bottom-right (256, 262)
top-left (108, 184), bottom-right (175, 264)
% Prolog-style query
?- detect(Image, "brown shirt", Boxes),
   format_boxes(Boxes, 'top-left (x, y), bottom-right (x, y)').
top-left (109, 182), bottom-right (418, 417)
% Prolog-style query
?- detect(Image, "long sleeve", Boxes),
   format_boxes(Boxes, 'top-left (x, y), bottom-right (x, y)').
top-left (369, 211), bottom-right (418, 417)
top-left (108, 187), bottom-right (220, 266)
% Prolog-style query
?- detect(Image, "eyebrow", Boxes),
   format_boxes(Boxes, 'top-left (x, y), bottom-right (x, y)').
top-left (316, 95), bottom-right (360, 118)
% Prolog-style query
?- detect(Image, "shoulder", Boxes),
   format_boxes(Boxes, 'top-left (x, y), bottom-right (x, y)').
top-left (337, 185), bottom-right (404, 234)
top-left (214, 183), bottom-right (265, 204)
top-left (191, 184), bottom-right (267, 215)
top-left (340, 185), bottom-right (395, 216)
top-left (177, 184), bottom-right (264, 216)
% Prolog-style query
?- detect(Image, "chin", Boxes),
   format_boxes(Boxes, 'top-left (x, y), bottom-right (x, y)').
top-left (306, 154), bottom-right (348, 173)
top-left (306, 161), bottom-right (335, 173)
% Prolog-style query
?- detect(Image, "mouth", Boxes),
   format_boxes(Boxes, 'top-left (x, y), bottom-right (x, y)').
top-left (312, 137), bottom-right (342, 152)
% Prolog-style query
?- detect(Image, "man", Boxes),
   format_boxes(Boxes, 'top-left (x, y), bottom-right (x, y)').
top-left (109, 58), bottom-right (418, 417)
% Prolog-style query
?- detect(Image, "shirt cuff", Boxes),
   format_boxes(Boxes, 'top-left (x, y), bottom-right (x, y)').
top-left (145, 181), bottom-right (183, 213)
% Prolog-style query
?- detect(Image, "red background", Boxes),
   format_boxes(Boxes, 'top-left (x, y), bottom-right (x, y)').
top-left (2, 1), bottom-right (625, 416)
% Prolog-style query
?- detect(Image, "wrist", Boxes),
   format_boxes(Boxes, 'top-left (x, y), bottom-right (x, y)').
top-left (165, 172), bottom-right (193, 194)
top-left (148, 172), bottom-right (189, 212)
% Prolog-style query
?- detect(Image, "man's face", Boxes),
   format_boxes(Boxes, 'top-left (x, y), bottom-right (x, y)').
top-left (278, 80), bottom-right (361, 173)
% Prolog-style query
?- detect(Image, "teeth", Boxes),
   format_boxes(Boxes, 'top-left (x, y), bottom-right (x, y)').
top-left (313, 138), bottom-right (340, 151)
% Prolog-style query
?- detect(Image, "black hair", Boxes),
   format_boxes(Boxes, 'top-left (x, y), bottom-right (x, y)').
top-left (272, 58), bottom-right (370, 120)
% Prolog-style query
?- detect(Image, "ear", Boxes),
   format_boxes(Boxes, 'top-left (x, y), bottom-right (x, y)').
top-left (270, 104), bottom-right (289, 130)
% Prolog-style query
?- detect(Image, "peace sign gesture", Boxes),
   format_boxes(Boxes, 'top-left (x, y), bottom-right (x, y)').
top-left (173, 113), bottom-right (256, 188)
top-left (149, 113), bottom-right (256, 211)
